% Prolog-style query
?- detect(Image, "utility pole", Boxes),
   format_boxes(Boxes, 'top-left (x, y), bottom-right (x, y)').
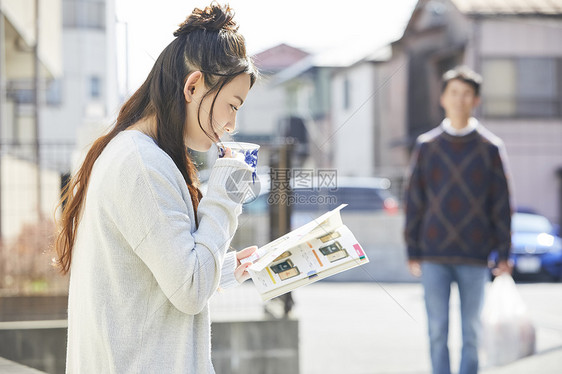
top-left (268, 139), bottom-right (295, 317)
top-left (0, 0), bottom-right (5, 240)
top-left (34, 0), bottom-right (42, 219)
top-left (124, 20), bottom-right (129, 96)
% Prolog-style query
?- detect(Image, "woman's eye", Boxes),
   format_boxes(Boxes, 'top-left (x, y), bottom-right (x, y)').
top-left (231, 105), bottom-right (239, 112)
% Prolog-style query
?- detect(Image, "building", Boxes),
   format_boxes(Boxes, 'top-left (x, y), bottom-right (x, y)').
top-left (0, 0), bottom-right (63, 239)
top-left (273, 42), bottom-right (387, 170)
top-left (330, 45), bottom-right (411, 184)
top-left (0, 0), bottom-right (119, 240)
top-left (229, 43), bottom-right (309, 174)
top-left (42, 0), bottom-right (119, 174)
top-left (385, 0), bottom-right (562, 223)
top-left (259, 0), bottom-right (562, 225)
top-left (238, 43), bottom-right (308, 137)
top-left (1, 0), bottom-right (62, 145)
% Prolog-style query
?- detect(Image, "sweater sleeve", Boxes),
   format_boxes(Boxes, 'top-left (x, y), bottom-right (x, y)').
top-left (489, 143), bottom-right (512, 261)
top-left (114, 149), bottom-right (251, 315)
top-left (219, 251), bottom-right (238, 290)
top-left (404, 140), bottom-right (426, 260)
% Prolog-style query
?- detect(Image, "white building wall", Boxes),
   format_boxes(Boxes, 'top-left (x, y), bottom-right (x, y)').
top-left (1, 156), bottom-right (60, 239)
top-left (237, 75), bottom-right (285, 135)
top-left (104, 0), bottom-right (119, 121)
top-left (332, 63), bottom-right (375, 177)
top-left (0, 0), bottom-right (63, 241)
top-left (41, 0), bottom-right (119, 173)
top-left (2, 0), bottom-right (62, 79)
top-left (377, 54), bottom-right (410, 172)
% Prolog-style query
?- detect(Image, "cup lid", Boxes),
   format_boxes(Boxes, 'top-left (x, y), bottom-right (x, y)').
top-left (219, 141), bottom-right (260, 151)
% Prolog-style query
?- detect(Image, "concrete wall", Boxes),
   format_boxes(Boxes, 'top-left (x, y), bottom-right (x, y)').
top-left (0, 297), bottom-right (299, 374)
top-left (0, 322), bottom-right (67, 374)
top-left (0, 296), bottom-right (68, 322)
top-left (0, 357), bottom-right (47, 373)
top-left (212, 320), bottom-right (299, 374)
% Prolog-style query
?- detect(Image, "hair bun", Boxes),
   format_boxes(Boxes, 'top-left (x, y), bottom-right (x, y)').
top-left (174, 3), bottom-right (238, 37)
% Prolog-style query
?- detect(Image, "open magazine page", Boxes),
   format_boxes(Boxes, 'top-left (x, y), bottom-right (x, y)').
top-left (242, 204), bottom-right (346, 272)
top-left (242, 205), bottom-right (369, 301)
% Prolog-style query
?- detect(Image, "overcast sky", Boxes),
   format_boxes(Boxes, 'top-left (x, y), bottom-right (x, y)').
top-left (115, 0), bottom-right (418, 94)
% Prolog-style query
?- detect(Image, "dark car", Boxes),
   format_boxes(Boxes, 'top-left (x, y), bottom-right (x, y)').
top-left (242, 176), bottom-right (399, 229)
top-left (491, 212), bottom-right (562, 281)
top-left (227, 176), bottom-right (407, 280)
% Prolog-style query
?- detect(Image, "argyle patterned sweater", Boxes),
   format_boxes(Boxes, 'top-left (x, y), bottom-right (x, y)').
top-left (404, 123), bottom-right (512, 265)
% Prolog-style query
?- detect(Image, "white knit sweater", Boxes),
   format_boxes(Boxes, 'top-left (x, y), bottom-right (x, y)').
top-left (66, 130), bottom-right (250, 373)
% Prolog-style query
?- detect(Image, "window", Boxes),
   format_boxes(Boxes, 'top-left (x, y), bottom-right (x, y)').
top-left (46, 79), bottom-right (63, 106)
top-left (63, 0), bottom-right (106, 29)
top-left (343, 77), bottom-right (351, 110)
top-left (7, 80), bottom-right (33, 104)
top-left (90, 76), bottom-right (101, 98)
top-left (481, 58), bottom-right (561, 118)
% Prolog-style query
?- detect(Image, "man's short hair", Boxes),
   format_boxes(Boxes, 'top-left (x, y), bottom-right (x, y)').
top-left (442, 65), bottom-right (483, 96)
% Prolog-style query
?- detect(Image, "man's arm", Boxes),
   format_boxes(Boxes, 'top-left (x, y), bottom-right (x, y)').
top-left (490, 142), bottom-right (513, 275)
top-left (404, 141), bottom-right (426, 276)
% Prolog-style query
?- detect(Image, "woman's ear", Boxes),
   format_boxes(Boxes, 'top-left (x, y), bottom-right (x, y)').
top-left (183, 71), bottom-right (203, 103)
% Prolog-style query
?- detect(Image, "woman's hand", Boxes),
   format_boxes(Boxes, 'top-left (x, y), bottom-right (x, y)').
top-left (234, 245), bottom-right (257, 283)
top-left (218, 146), bottom-right (233, 158)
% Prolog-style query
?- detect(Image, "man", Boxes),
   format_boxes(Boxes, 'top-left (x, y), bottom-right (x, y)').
top-left (404, 66), bottom-right (512, 374)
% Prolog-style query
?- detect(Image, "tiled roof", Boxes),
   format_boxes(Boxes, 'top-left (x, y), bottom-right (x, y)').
top-left (252, 44), bottom-right (309, 73)
top-left (273, 39), bottom-right (388, 85)
top-left (450, 0), bottom-right (562, 15)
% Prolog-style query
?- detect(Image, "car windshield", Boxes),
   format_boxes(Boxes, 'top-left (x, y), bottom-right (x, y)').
top-left (512, 213), bottom-right (552, 234)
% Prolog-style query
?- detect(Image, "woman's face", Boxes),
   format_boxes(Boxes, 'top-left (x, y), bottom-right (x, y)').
top-left (185, 73), bottom-right (251, 152)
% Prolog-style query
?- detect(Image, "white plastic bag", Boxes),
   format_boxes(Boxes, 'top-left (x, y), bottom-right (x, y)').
top-left (480, 274), bottom-right (535, 366)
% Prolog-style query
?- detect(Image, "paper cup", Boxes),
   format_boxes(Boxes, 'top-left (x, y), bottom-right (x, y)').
top-left (218, 142), bottom-right (260, 171)
top-left (219, 142), bottom-right (261, 203)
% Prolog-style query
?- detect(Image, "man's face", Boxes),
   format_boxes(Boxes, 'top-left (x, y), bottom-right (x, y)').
top-left (440, 79), bottom-right (480, 121)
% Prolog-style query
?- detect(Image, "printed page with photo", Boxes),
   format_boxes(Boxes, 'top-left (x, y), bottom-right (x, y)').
top-left (241, 205), bottom-right (369, 301)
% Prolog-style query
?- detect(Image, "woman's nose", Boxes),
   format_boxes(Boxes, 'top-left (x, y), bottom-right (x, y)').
top-left (224, 120), bottom-right (235, 133)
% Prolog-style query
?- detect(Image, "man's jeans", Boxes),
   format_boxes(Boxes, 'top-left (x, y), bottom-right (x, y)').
top-left (421, 262), bottom-right (489, 374)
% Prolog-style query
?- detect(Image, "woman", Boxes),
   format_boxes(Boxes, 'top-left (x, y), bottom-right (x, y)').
top-left (55, 3), bottom-right (258, 373)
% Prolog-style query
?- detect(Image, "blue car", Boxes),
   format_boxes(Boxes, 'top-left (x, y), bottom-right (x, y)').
top-left (491, 212), bottom-right (562, 281)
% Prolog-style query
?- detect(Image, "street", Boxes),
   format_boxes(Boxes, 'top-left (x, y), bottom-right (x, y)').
top-left (211, 281), bottom-right (562, 374)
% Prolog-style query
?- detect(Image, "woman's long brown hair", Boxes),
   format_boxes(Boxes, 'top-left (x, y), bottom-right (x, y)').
top-left (55, 3), bottom-right (257, 274)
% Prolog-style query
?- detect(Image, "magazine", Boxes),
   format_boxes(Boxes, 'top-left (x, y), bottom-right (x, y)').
top-left (241, 204), bottom-right (369, 301)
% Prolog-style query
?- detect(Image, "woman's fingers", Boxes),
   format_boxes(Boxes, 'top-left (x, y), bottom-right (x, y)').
top-left (236, 245), bottom-right (257, 261)
top-left (219, 146), bottom-right (233, 158)
top-left (233, 246), bottom-right (257, 283)
top-left (234, 261), bottom-right (252, 283)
